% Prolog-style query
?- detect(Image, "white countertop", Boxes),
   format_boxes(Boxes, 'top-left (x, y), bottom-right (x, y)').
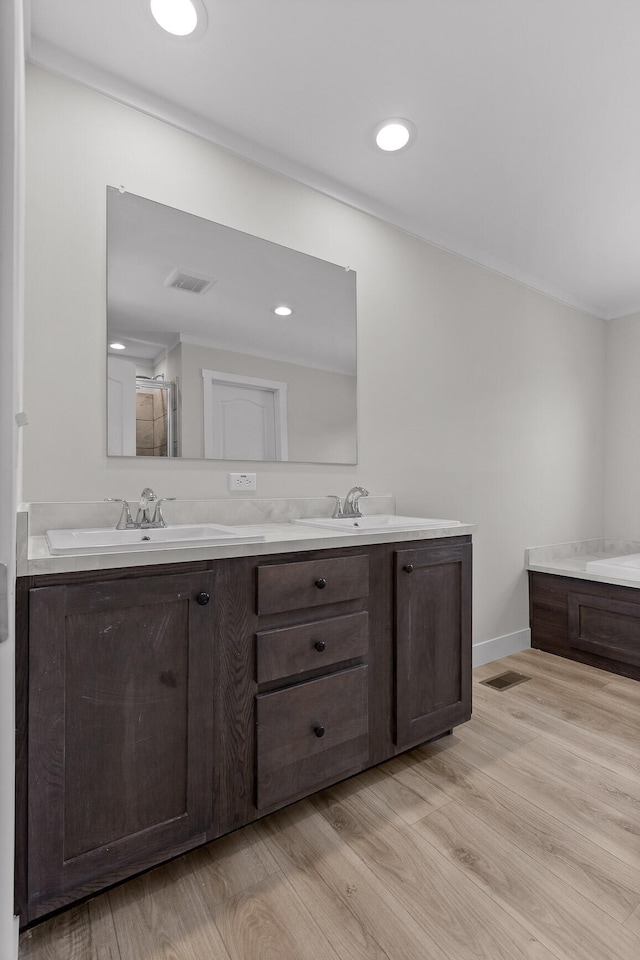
top-left (526, 538), bottom-right (640, 589)
top-left (24, 519), bottom-right (476, 577)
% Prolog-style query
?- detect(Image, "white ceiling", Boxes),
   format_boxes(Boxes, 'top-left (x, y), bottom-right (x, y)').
top-left (107, 189), bottom-right (356, 374)
top-left (27, 0), bottom-right (640, 320)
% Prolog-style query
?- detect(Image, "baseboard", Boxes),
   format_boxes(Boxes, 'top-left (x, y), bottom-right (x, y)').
top-left (472, 628), bottom-right (531, 668)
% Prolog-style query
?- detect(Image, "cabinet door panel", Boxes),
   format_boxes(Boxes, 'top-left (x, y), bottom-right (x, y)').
top-left (568, 592), bottom-right (640, 666)
top-left (27, 572), bottom-right (215, 907)
top-left (395, 543), bottom-right (472, 748)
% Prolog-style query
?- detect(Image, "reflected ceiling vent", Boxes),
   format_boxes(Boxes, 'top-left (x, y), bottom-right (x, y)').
top-left (165, 268), bottom-right (216, 295)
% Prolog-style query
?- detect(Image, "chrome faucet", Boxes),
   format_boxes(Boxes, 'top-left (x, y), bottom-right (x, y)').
top-left (105, 498), bottom-right (135, 530)
top-left (327, 486), bottom-right (369, 519)
top-left (135, 487), bottom-right (157, 527)
top-left (105, 489), bottom-right (176, 529)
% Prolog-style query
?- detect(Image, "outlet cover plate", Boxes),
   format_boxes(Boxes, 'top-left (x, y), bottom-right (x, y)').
top-left (228, 472), bottom-right (257, 492)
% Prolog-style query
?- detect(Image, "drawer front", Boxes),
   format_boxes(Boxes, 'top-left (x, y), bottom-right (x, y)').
top-left (256, 555), bottom-right (369, 615)
top-left (256, 665), bottom-right (368, 809)
top-left (256, 611), bottom-right (368, 683)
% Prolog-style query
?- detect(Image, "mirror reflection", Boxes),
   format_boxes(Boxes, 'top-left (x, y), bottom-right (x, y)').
top-left (106, 189), bottom-right (357, 463)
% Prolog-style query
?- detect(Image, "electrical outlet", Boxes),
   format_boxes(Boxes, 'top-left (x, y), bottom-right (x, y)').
top-left (228, 472), bottom-right (257, 492)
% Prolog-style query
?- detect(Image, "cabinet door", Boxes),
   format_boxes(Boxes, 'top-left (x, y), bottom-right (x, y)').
top-left (394, 542), bottom-right (472, 749)
top-left (27, 571), bottom-right (215, 910)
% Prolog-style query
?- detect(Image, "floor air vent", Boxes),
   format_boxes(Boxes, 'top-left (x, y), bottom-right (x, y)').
top-left (480, 670), bottom-right (531, 691)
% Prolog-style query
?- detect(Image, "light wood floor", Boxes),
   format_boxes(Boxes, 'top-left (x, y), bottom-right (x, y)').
top-left (19, 648), bottom-right (640, 960)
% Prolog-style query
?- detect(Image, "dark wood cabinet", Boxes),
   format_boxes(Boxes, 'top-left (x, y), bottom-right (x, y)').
top-left (23, 571), bottom-right (216, 918)
top-left (254, 553), bottom-right (370, 811)
top-left (16, 535), bottom-right (472, 925)
top-left (529, 571), bottom-right (640, 679)
top-left (394, 541), bottom-right (472, 748)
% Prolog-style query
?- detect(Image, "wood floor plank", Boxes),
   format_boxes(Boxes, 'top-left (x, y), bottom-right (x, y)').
top-left (413, 724), bottom-right (640, 870)
top-left (514, 735), bottom-right (640, 814)
top-left (413, 799), bottom-right (640, 960)
top-left (458, 715), bottom-right (640, 814)
top-left (489, 668), bottom-right (640, 744)
top-left (259, 797), bottom-right (452, 960)
top-left (504, 649), bottom-right (613, 689)
top-left (395, 741), bottom-right (640, 922)
top-left (473, 691), bottom-right (640, 784)
top-left (255, 803), bottom-right (393, 960)
top-left (311, 778), bottom-right (560, 960)
top-left (472, 679), bottom-right (583, 740)
top-left (462, 709), bottom-right (540, 751)
top-left (163, 823), bottom-right (280, 905)
top-left (19, 896), bottom-right (119, 960)
top-left (375, 753), bottom-right (454, 813)
top-left (353, 762), bottom-right (449, 824)
top-left (624, 905), bottom-right (640, 939)
top-left (212, 872), bottom-right (342, 960)
top-left (600, 676), bottom-right (640, 707)
top-left (107, 863), bottom-right (233, 960)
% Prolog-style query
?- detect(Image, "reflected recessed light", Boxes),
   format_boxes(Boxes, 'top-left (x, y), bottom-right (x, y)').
top-left (110, 342), bottom-right (126, 350)
top-left (374, 118), bottom-right (416, 152)
top-left (274, 305), bottom-right (293, 316)
top-left (149, 0), bottom-right (205, 37)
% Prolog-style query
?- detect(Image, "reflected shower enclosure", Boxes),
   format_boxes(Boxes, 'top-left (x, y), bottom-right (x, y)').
top-left (134, 377), bottom-right (176, 457)
top-left (107, 358), bottom-right (177, 457)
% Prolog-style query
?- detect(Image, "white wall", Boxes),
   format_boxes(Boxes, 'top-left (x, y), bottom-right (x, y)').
top-left (23, 66), bottom-right (606, 651)
top-left (604, 311), bottom-right (640, 537)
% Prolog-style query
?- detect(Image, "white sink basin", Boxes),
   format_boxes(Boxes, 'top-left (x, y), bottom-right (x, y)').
top-left (290, 515), bottom-right (460, 533)
top-left (46, 523), bottom-right (265, 555)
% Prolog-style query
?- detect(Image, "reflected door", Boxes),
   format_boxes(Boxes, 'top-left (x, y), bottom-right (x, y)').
top-left (107, 357), bottom-right (136, 456)
top-left (212, 383), bottom-right (276, 460)
top-left (202, 370), bottom-right (288, 460)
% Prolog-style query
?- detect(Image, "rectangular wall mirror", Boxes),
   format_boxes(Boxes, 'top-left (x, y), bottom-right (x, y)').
top-left (106, 188), bottom-right (357, 463)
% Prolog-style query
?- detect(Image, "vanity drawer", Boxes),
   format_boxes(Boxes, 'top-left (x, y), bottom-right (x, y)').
top-left (256, 665), bottom-right (368, 809)
top-left (256, 555), bottom-right (369, 615)
top-left (256, 611), bottom-right (368, 683)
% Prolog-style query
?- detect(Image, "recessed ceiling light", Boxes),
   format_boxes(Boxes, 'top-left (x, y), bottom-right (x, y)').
top-left (149, 0), bottom-right (205, 37)
top-left (110, 342), bottom-right (126, 350)
top-left (273, 305), bottom-right (293, 316)
top-left (374, 119), bottom-right (416, 152)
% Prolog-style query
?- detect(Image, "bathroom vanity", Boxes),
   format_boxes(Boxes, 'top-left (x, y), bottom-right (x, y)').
top-left (15, 515), bottom-right (472, 926)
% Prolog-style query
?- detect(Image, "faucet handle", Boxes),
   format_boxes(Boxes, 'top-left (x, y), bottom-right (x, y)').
top-left (153, 497), bottom-right (176, 528)
top-left (327, 495), bottom-right (343, 519)
top-left (105, 498), bottom-right (133, 530)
